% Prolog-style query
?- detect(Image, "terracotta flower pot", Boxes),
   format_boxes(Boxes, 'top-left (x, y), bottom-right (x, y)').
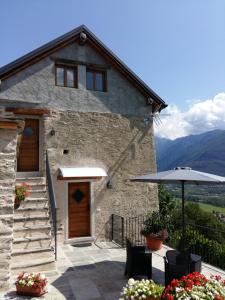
top-left (214, 296), bottom-right (224, 300)
top-left (14, 197), bottom-right (21, 209)
top-left (146, 236), bottom-right (163, 251)
top-left (16, 284), bottom-right (46, 297)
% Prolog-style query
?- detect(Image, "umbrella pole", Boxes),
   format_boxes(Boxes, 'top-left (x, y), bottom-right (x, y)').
top-left (181, 181), bottom-right (185, 239)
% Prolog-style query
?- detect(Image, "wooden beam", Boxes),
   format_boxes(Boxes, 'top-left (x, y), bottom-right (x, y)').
top-left (0, 119), bottom-right (24, 129)
top-left (6, 108), bottom-right (51, 115)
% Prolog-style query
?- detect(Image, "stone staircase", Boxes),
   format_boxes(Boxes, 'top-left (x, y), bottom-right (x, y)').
top-left (12, 176), bottom-right (56, 274)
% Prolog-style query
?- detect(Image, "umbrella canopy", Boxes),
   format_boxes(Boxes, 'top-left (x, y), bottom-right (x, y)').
top-left (131, 167), bottom-right (225, 244)
top-left (131, 167), bottom-right (225, 185)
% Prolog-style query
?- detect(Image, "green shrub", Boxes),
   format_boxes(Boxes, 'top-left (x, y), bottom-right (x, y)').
top-left (169, 226), bottom-right (225, 269)
top-left (141, 211), bottom-right (169, 239)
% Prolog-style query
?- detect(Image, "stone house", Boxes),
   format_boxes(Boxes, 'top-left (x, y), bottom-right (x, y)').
top-left (0, 25), bottom-right (166, 288)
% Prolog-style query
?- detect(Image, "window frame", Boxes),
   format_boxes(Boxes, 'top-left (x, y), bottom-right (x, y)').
top-left (86, 68), bottom-right (107, 92)
top-left (55, 64), bottom-right (78, 88)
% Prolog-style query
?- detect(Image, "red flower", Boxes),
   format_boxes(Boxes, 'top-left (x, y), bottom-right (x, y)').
top-left (171, 279), bottom-right (179, 288)
top-left (161, 272), bottom-right (224, 300)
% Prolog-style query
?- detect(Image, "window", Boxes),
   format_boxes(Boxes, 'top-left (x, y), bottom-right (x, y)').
top-left (55, 64), bottom-right (77, 88)
top-left (86, 69), bottom-right (106, 92)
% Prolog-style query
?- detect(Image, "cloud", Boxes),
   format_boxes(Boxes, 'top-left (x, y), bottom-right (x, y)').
top-left (155, 93), bottom-right (225, 140)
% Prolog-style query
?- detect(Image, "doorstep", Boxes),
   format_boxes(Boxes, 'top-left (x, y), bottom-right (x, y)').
top-left (65, 236), bottom-right (96, 245)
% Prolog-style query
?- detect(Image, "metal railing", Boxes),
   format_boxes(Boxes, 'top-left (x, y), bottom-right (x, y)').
top-left (111, 213), bottom-right (225, 270)
top-left (46, 150), bottom-right (58, 260)
top-left (124, 215), bottom-right (146, 246)
top-left (167, 222), bottom-right (225, 270)
top-left (111, 214), bottom-right (124, 247)
top-left (111, 214), bottom-right (146, 247)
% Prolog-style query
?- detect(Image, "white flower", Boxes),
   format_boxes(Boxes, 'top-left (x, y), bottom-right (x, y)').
top-left (128, 278), bottom-right (136, 286)
top-left (40, 274), bottom-right (46, 280)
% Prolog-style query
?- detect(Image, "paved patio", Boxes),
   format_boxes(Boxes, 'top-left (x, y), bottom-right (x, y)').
top-left (1, 242), bottom-right (225, 300)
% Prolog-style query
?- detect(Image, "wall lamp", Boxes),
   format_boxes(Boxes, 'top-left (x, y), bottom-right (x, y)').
top-left (50, 128), bottom-right (56, 136)
top-left (107, 180), bottom-right (113, 189)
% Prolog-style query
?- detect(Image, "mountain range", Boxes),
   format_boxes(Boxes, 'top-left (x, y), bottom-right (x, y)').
top-left (155, 130), bottom-right (225, 176)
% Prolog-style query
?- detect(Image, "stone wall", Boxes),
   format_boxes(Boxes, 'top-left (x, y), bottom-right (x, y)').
top-left (44, 111), bottom-right (158, 240)
top-left (0, 122), bottom-right (22, 290)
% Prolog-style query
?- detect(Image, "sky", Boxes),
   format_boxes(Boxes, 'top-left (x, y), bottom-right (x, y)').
top-left (1, 0), bottom-right (225, 139)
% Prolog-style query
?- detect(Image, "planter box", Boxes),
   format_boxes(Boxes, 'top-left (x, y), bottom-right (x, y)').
top-left (16, 284), bottom-right (47, 297)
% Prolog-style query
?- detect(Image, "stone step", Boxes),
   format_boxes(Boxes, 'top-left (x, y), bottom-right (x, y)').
top-left (11, 248), bottom-right (55, 273)
top-left (11, 256), bottom-right (55, 274)
top-left (15, 207), bottom-right (49, 216)
top-left (16, 172), bottom-right (43, 178)
top-left (12, 176), bottom-right (55, 274)
top-left (25, 189), bottom-right (47, 198)
top-left (19, 198), bottom-right (48, 208)
top-left (12, 246), bottom-right (53, 256)
top-left (13, 224), bottom-right (51, 238)
top-left (27, 183), bottom-right (47, 191)
top-left (13, 236), bottom-right (52, 250)
top-left (14, 215), bottom-right (50, 227)
top-left (16, 176), bottom-right (46, 185)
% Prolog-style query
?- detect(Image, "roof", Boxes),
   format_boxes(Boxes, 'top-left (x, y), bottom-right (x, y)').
top-left (0, 25), bottom-right (167, 112)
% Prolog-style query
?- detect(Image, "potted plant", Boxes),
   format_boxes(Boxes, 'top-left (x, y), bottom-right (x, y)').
top-left (162, 272), bottom-right (225, 300)
top-left (15, 272), bottom-right (47, 297)
top-left (14, 182), bottom-right (30, 209)
top-left (141, 211), bottom-right (169, 251)
top-left (120, 278), bottom-right (164, 300)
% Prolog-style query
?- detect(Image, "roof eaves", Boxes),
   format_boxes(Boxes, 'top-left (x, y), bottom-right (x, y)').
top-left (0, 25), bottom-right (84, 78)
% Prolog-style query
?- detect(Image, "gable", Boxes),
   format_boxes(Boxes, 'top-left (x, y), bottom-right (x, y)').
top-left (0, 42), bottom-right (152, 116)
top-left (0, 25), bottom-right (167, 113)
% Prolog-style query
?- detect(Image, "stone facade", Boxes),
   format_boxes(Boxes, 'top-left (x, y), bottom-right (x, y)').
top-left (44, 111), bottom-right (158, 240)
top-left (0, 32), bottom-right (162, 243)
top-left (0, 120), bottom-right (23, 290)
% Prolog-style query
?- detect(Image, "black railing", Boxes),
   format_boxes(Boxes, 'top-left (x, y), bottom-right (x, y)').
top-left (167, 222), bottom-right (225, 270)
top-left (111, 214), bottom-right (225, 270)
top-left (111, 214), bottom-right (124, 247)
top-left (111, 214), bottom-right (146, 247)
top-left (124, 215), bottom-right (146, 246)
top-left (46, 150), bottom-right (58, 260)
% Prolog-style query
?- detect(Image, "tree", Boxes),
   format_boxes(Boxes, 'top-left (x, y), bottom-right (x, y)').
top-left (158, 184), bottom-right (176, 217)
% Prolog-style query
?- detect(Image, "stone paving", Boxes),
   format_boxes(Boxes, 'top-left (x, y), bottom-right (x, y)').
top-left (1, 242), bottom-right (225, 300)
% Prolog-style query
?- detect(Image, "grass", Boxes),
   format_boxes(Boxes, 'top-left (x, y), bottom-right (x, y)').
top-left (196, 202), bottom-right (225, 214)
top-left (174, 198), bottom-right (225, 214)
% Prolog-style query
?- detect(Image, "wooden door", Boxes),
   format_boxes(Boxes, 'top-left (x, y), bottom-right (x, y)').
top-left (17, 119), bottom-right (39, 172)
top-left (68, 182), bottom-right (91, 238)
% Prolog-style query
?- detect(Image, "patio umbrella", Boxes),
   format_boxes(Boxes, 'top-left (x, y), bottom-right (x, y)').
top-left (131, 167), bottom-right (225, 239)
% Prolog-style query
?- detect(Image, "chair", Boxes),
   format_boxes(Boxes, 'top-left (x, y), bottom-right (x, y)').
top-left (190, 253), bottom-right (202, 272)
top-left (164, 250), bottom-right (191, 286)
top-left (125, 238), bottom-right (152, 279)
top-left (166, 250), bottom-right (202, 272)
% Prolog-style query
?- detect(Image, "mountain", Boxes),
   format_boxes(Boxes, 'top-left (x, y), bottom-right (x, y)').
top-left (155, 130), bottom-right (225, 176)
